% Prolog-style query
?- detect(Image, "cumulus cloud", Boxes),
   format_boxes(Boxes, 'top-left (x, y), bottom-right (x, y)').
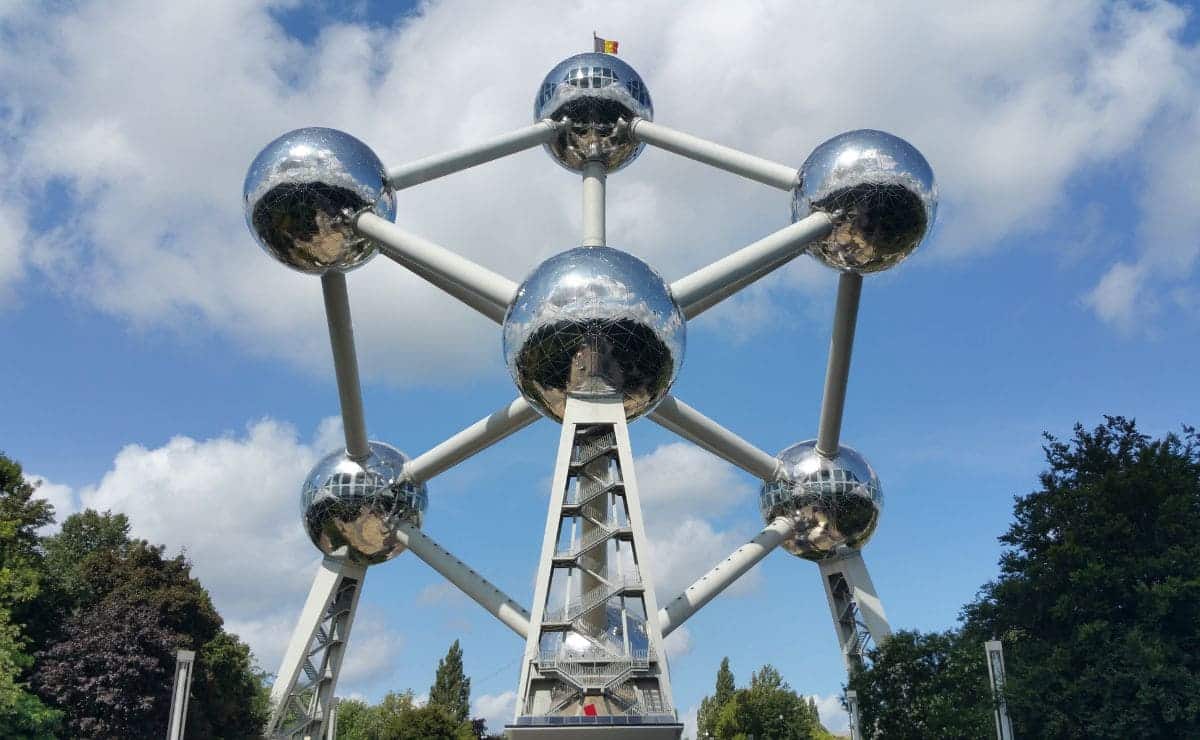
top-left (811, 692), bottom-right (851, 735)
top-left (662, 624), bottom-right (692, 659)
top-left (0, 0), bottom-right (1194, 378)
top-left (634, 442), bottom-right (761, 601)
top-left (472, 690), bottom-right (516, 733)
top-left (23, 474), bottom-right (79, 534)
top-left (22, 416), bottom-right (356, 676)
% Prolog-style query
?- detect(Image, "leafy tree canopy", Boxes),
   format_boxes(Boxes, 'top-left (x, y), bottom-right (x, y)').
top-left (695, 659), bottom-right (829, 739)
top-left (848, 629), bottom-right (993, 739)
top-left (962, 417), bottom-right (1200, 738)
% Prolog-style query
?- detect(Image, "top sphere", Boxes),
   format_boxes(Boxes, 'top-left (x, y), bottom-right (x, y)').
top-left (300, 441), bottom-right (427, 565)
top-left (534, 53), bottom-right (653, 172)
top-left (792, 129), bottom-right (937, 274)
top-left (243, 127), bottom-right (396, 274)
top-left (503, 246), bottom-right (685, 422)
top-left (759, 440), bottom-right (882, 561)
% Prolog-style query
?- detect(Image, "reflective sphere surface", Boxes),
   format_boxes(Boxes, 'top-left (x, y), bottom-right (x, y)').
top-left (503, 247), bottom-right (684, 422)
top-left (760, 440), bottom-right (882, 560)
top-left (792, 129), bottom-right (936, 273)
top-left (244, 127), bottom-right (396, 274)
top-left (535, 53), bottom-right (653, 172)
top-left (301, 442), bottom-right (427, 565)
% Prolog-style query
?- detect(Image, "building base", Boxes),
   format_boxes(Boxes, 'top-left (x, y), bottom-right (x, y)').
top-left (506, 718), bottom-right (683, 739)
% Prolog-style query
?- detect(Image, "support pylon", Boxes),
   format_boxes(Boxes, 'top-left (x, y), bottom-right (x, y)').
top-left (819, 550), bottom-right (891, 740)
top-left (509, 396), bottom-right (682, 737)
top-left (267, 557), bottom-right (366, 739)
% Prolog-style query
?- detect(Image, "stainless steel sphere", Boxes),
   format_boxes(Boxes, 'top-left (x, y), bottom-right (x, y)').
top-left (535, 52), bottom-right (653, 172)
top-left (243, 127), bottom-right (396, 274)
top-left (792, 129), bottom-right (937, 273)
top-left (300, 442), bottom-right (427, 565)
top-left (503, 246), bottom-right (685, 422)
top-left (760, 440), bottom-right (882, 560)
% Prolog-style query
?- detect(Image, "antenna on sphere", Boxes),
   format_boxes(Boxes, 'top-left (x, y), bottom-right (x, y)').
top-left (240, 38), bottom-right (936, 740)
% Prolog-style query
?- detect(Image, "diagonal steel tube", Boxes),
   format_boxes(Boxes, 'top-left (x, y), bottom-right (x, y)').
top-left (320, 272), bottom-right (371, 462)
top-left (404, 397), bottom-right (541, 483)
top-left (630, 118), bottom-right (800, 190)
top-left (354, 212), bottom-right (517, 323)
top-left (657, 516), bottom-right (796, 636)
top-left (670, 212), bottom-right (832, 319)
top-left (395, 522), bottom-right (531, 639)
top-left (387, 121), bottom-right (561, 190)
top-left (816, 272), bottom-right (863, 457)
top-left (648, 395), bottom-right (781, 481)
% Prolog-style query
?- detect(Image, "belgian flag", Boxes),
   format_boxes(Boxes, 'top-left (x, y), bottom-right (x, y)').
top-left (593, 33), bottom-right (618, 54)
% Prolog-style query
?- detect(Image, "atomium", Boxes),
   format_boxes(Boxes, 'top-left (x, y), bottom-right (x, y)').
top-left (760, 440), bottom-right (882, 560)
top-left (247, 46), bottom-right (945, 740)
top-left (244, 127), bottom-right (397, 274)
top-left (535, 52), bottom-right (653, 172)
top-left (503, 246), bottom-right (684, 422)
top-left (793, 129), bottom-right (937, 274)
top-left (300, 442), bottom-right (427, 565)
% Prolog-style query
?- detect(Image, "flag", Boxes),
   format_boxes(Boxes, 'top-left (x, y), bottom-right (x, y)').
top-left (593, 34), bottom-right (618, 54)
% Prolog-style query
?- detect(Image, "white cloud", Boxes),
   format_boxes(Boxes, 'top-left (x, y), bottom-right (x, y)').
top-left (1084, 261), bottom-right (1146, 331)
top-left (0, 202), bottom-right (27, 304)
top-left (472, 690), bottom-right (516, 733)
top-left (680, 703), bottom-right (699, 740)
top-left (662, 624), bottom-right (692, 659)
top-left (0, 0), bottom-right (1193, 379)
top-left (23, 474), bottom-right (78, 534)
top-left (811, 692), bottom-right (850, 735)
top-left (634, 442), bottom-right (761, 602)
top-left (51, 416), bottom-right (358, 676)
top-left (338, 609), bottom-right (406, 694)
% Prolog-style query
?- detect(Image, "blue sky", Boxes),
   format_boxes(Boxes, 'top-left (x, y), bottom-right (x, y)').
top-left (2, 0), bottom-right (1199, 735)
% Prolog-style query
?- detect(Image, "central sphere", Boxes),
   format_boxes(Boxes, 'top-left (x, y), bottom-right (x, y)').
top-left (503, 247), bottom-right (685, 422)
top-left (534, 53), bottom-right (654, 172)
top-left (759, 440), bottom-right (882, 561)
top-left (301, 442), bottom-right (427, 565)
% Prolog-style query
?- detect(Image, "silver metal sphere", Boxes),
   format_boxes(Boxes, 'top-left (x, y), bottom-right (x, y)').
top-left (300, 442), bottom-right (427, 565)
top-left (503, 246), bottom-right (685, 422)
top-left (534, 53), bottom-right (653, 172)
top-left (243, 127), bottom-right (396, 274)
top-left (792, 129), bottom-right (937, 273)
top-left (760, 440), bottom-right (882, 561)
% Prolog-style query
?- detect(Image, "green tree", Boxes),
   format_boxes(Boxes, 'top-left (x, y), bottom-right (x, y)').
top-left (336, 689), bottom-right (474, 740)
top-left (428, 639), bottom-right (471, 723)
top-left (848, 629), bottom-right (993, 739)
top-left (0, 454), bottom-right (54, 636)
top-left (698, 661), bottom-right (822, 739)
top-left (963, 417), bottom-right (1200, 738)
top-left (34, 534), bottom-right (266, 737)
top-left (0, 453), bottom-right (63, 737)
top-left (696, 656), bottom-right (735, 738)
top-left (189, 631), bottom-right (270, 738)
top-left (42, 509), bottom-right (131, 603)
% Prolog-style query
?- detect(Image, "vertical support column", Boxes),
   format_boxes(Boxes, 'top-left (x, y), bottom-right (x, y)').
top-left (267, 558), bottom-right (367, 739)
top-left (166, 649), bottom-right (195, 740)
top-left (509, 396), bottom-right (682, 737)
top-left (985, 640), bottom-right (1015, 740)
top-left (582, 160), bottom-right (606, 247)
top-left (819, 551), bottom-right (890, 740)
top-left (819, 550), bottom-right (891, 674)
